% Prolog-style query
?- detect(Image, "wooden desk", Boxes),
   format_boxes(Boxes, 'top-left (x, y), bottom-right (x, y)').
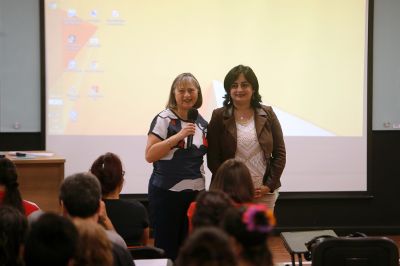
top-left (9, 152), bottom-right (65, 213)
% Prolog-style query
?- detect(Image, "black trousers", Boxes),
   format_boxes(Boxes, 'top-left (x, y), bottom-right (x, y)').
top-left (148, 184), bottom-right (199, 260)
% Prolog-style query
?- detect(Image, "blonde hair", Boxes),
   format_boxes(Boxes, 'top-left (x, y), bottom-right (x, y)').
top-left (166, 73), bottom-right (203, 109)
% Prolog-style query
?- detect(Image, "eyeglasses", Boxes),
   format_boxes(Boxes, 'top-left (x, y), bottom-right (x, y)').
top-left (122, 170), bottom-right (125, 176)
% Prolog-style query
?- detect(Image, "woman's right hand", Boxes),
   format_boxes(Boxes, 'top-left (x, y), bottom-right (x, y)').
top-left (177, 123), bottom-right (196, 139)
top-left (146, 122), bottom-right (196, 163)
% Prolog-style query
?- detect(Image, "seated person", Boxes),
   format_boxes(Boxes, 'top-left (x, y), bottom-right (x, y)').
top-left (24, 212), bottom-right (78, 266)
top-left (221, 204), bottom-right (276, 266)
top-left (59, 172), bottom-right (134, 266)
top-left (0, 205), bottom-right (28, 266)
top-left (187, 159), bottom-right (254, 232)
top-left (187, 190), bottom-right (235, 233)
top-left (90, 152), bottom-right (149, 246)
top-left (0, 158), bottom-right (39, 216)
top-left (175, 226), bottom-right (238, 266)
top-left (74, 219), bottom-right (114, 266)
top-left (209, 159), bottom-right (255, 204)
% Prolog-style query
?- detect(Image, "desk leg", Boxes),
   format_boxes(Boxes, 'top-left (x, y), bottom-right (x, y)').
top-left (290, 254), bottom-right (295, 266)
top-left (297, 254), bottom-right (303, 266)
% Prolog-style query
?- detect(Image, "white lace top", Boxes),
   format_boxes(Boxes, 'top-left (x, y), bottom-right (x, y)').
top-left (235, 118), bottom-right (266, 188)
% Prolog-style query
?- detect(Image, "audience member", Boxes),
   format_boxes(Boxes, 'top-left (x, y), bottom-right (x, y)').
top-left (24, 212), bottom-right (78, 266)
top-left (0, 205), bottom-right (28, 266)
top-left (187, 190), bottom-right (235, 233)
top-left (209, 159), bottom-right (255, 204)
top-left (0, 158), bottom-right (39, 216)
top-left (175, 227), bottom-right (238, 266)
top-left (222, 204), bottom-right (276, 266)
top-left (59, 172), bottom-right (134, 266)
top-left (90, 152), bottom-right (150, 246)
top-left (74, 219), bottom-right (114, 266)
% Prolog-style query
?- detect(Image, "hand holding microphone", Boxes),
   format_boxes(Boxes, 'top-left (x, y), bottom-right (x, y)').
top-left (187, 108), bottom-right (198, 149)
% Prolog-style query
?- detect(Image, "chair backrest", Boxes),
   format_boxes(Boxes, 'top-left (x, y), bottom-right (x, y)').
top-left (128, 246), bottom-right (166, 260)
top-left (312, 236), bottom-right (399, 266)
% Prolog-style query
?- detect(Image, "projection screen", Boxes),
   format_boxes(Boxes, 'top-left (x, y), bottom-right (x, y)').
top-left (45, 0), bottom-right (369, 194)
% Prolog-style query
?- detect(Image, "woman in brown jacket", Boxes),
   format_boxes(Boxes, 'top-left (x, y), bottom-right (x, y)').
top-left (207, 65), bottom-right (286, 211)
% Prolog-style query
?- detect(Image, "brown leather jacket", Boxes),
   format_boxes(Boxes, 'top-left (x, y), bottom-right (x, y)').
top-left (207, 105), bottom-right (286, 191)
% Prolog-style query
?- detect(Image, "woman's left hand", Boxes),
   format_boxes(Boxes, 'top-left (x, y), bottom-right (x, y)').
top-left (255, 185), bottom-right (271, 198)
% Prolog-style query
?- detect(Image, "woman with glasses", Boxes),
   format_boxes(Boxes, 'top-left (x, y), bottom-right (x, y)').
top-left (207, 65), bottom-right (286, 212)
top-left (145, 73), bottom-right (208, 260)
top-left (90, 152), bottom-right (150, 246)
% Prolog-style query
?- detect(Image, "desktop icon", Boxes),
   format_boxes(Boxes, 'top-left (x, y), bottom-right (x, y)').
top-left (67, 9), bottom-right (77, 18)
top-left (90, 60), bottom-right (98, 70)
top-left (67, 34), bottom-right (77, 44)
top-left (112, 10), bottom-right (120, 18)
top-left (90, 9), bottom-right (98, 18)
top-left (69, 110), bottom-right (78, 122)
top-left (48, 2), bottom-right (57, 9)
top-left (89, 37), bottom-right (100, 46)
top-left (67, 86), bottom-right (79, 100)
top-left (67, 60), bottom-right (77, 70)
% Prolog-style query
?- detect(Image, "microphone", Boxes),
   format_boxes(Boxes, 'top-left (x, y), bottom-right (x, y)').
top-left (187, 108), bottom-right (198, 149)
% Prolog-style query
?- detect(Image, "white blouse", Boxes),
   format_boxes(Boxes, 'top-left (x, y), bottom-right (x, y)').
top-left (235, 118), bottom-right (266, 188)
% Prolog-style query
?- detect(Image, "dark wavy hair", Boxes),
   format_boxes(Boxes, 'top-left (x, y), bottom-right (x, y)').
top-left (210, 159), bottom-right (255, 203)
top-left (90, 152), bottom-right (124, 197)
top-left (166, 72), bottom-right (203, 109)
top-left (222, 205), bottom-right (275, 266)
top-left (175, 227), bottom-right (238, 266)
top-left (192, 190), bottom-right (234, 230)
top-left (0, 205), bottom-right (28, 266)
top-left (223, 64), bottom-right (262, 108)
top-left (24, 212), bottom-right (78, 266)
top-left (0, 158), bottom-right (24, 214)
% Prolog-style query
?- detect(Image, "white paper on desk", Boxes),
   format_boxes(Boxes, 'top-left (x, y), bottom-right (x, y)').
top-left (26, 152), bottom-right (54, 157)
top-left (134, 259), bottom-right (171, 266)
top-left (8, 152), bottom-right (54, 157)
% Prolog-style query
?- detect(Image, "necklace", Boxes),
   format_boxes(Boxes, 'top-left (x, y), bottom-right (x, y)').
top-left (235, 108), bottom-right (253, 121)
top-left (236, 114), bottom-right (253, 126)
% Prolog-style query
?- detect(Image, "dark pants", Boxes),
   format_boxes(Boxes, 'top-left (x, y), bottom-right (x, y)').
top-left (148, 184), bottom-right (199, 260)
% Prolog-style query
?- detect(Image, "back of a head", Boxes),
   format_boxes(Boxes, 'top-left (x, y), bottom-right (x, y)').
top-left (175, 227), bottom-right (237, 266)
top-left (0, 158), bottom-right (24, 213)
top-left (0, 205), bottom-right (28, 266)
top-left (24, 212), bottom-right (78, 266)
top-left (0, 158), bottom-right (17, 185)
top-left (222, 204), bottom-right (276, 266)
top-left (74, 220), bottom-right (113, 266)
top-left (90, 152), bottom-right (124, 196)
top-left (59, 172), bottom-right (101, 218)
top-left (210, 159), bottom-right (255, 203)
top-left (192, 190), bottom-right (235, 230)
